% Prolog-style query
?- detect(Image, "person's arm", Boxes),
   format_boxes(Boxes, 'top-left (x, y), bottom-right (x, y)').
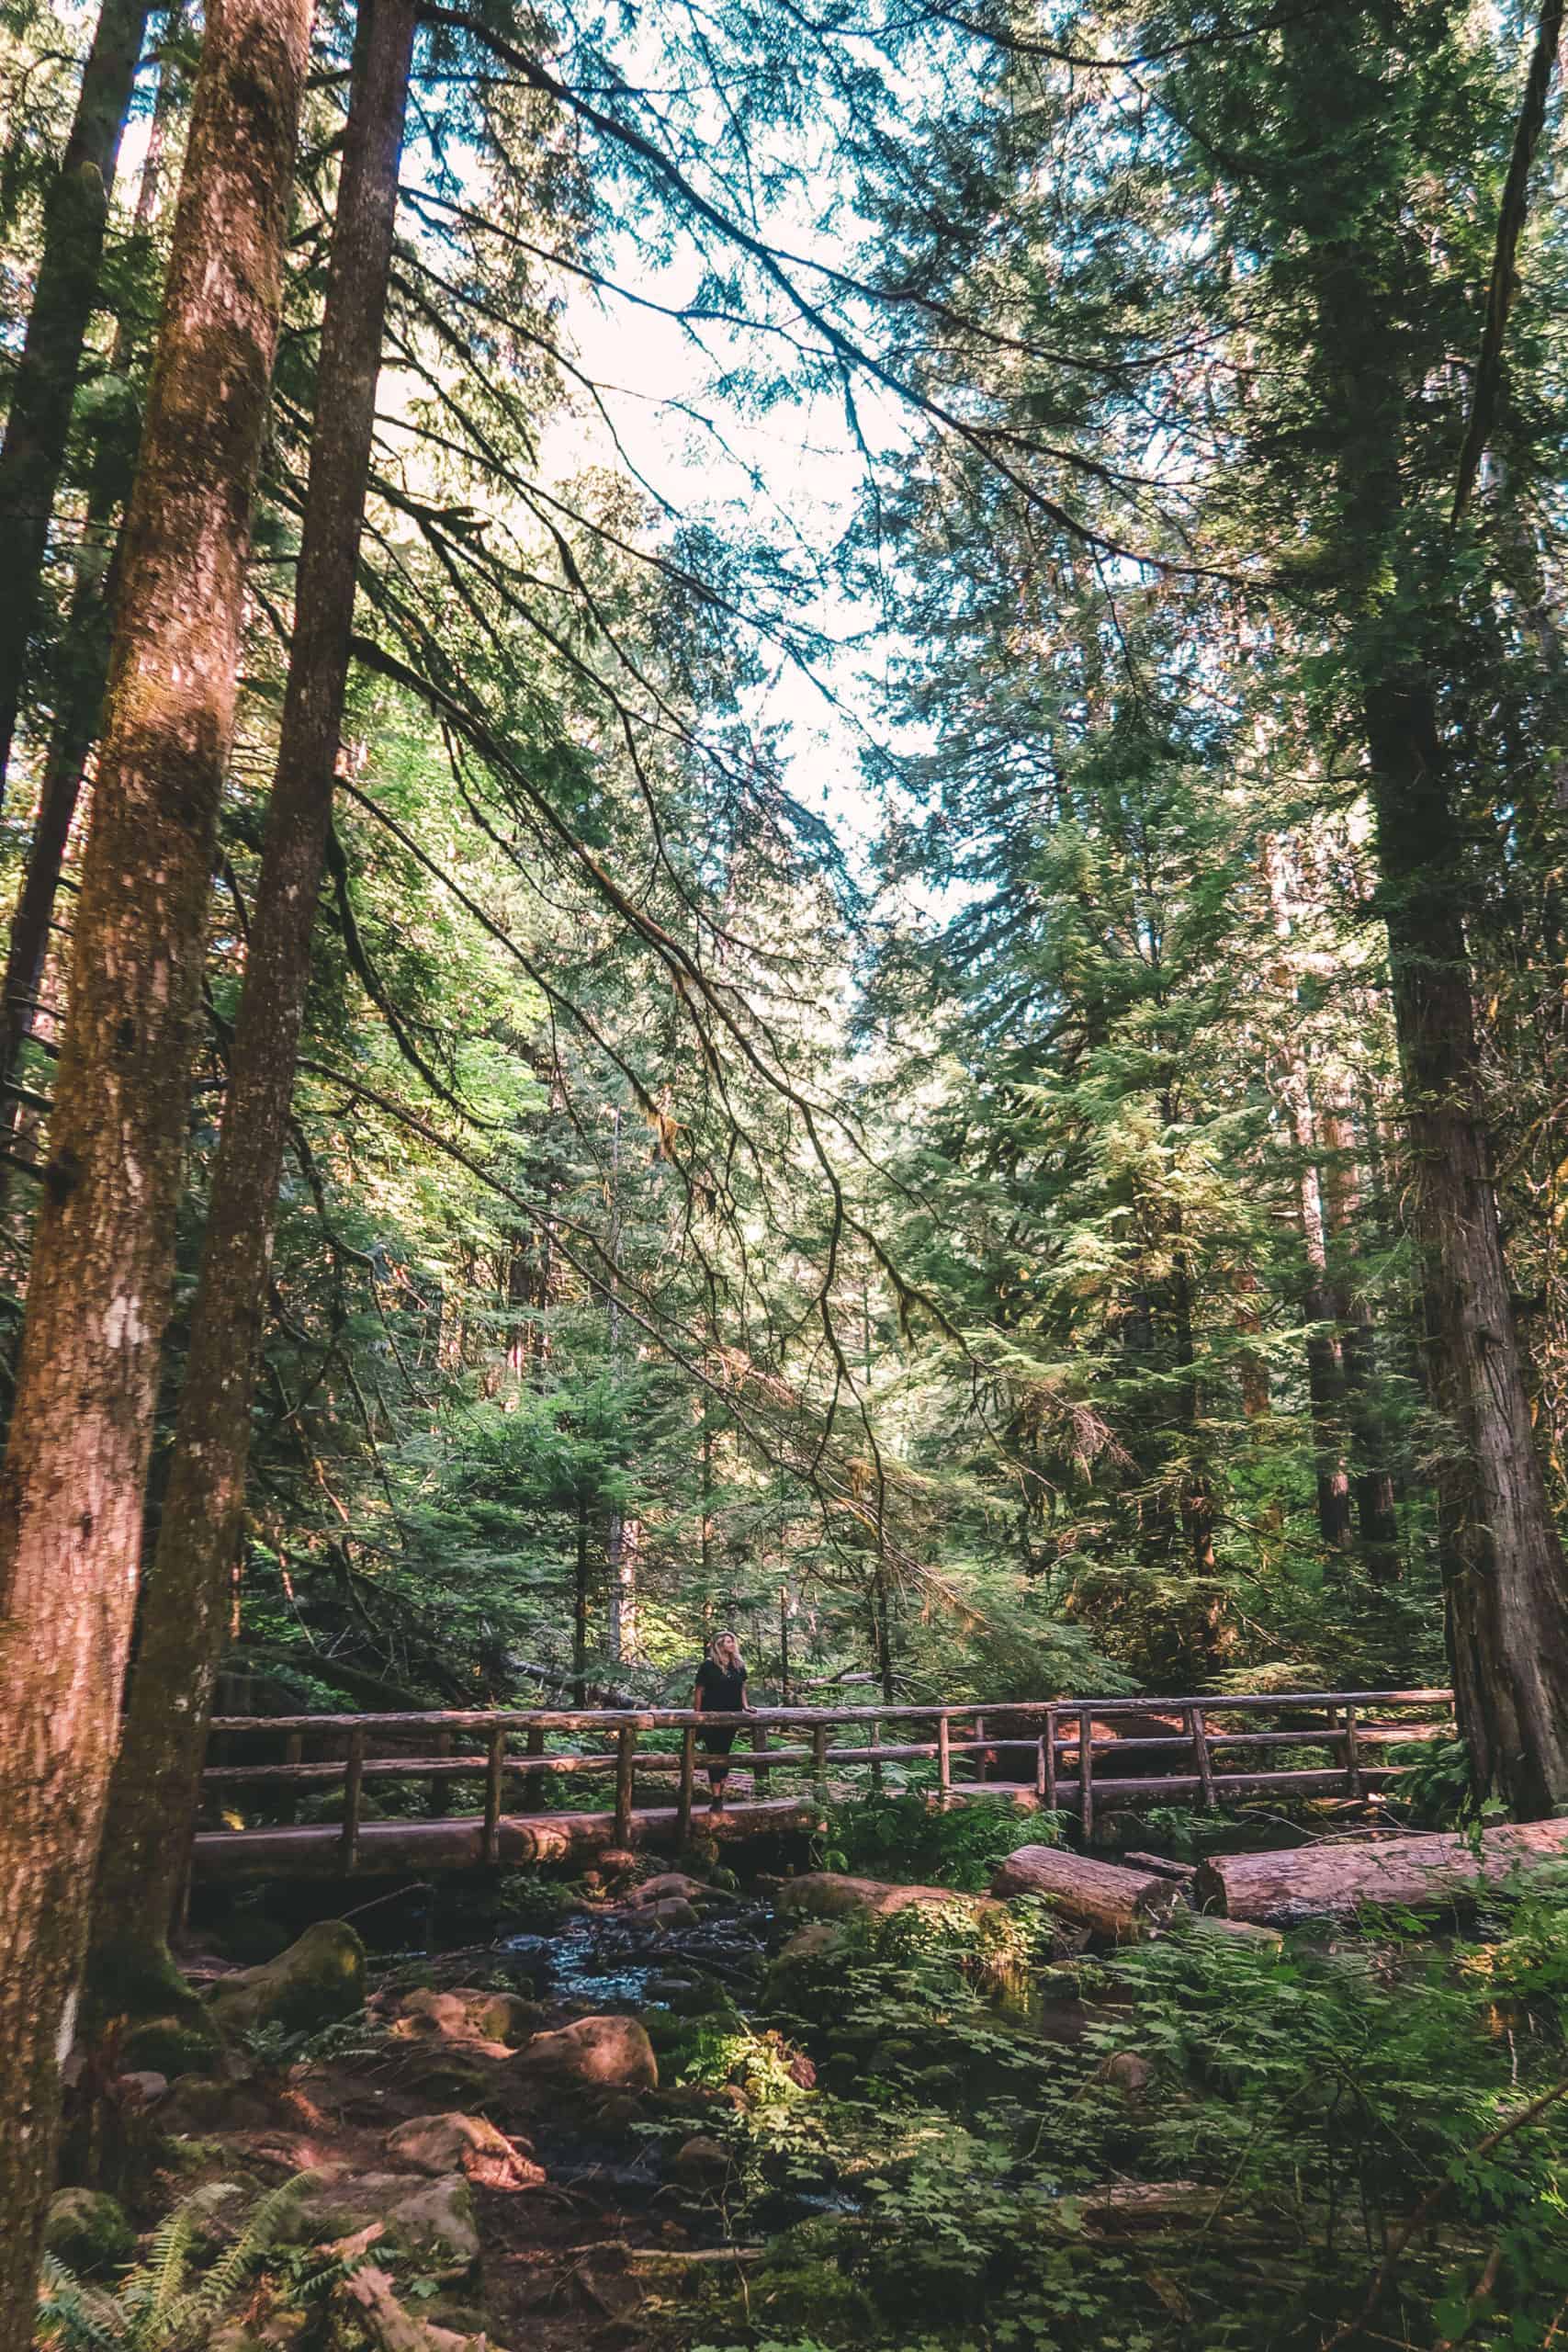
top-left (691, 1672), bottom-right (705, 1713)
top-left (740, 1669), bottom-right (753, 1711)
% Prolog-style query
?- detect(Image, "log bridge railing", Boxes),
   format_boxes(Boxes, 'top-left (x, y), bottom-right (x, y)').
top-left (195, 1687), bottom-right (1455, 1879)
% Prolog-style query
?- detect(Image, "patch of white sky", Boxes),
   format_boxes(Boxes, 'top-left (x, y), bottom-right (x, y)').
top-left (537, 217), bottom-right (919, 884)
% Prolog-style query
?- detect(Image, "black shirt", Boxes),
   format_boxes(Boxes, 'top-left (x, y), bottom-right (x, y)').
top-left (695, 1658), bottom-right (747, 1710)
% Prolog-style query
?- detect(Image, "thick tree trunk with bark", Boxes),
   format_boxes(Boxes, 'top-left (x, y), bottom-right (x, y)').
top-left (0, 0), bottom-right (158, 806)
top-left (87, 0), bottom-right (418, 2000)
top-left (1365, 678), bottom-right (1568, 1814)
top-left (0, 0), bottom-right (308, 2330)
top-left (0, 9), bottom-right (188, 1188)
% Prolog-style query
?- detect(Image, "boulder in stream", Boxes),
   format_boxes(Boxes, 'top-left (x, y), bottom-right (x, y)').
top-left (513, 2014), bottom-right (658, 2090)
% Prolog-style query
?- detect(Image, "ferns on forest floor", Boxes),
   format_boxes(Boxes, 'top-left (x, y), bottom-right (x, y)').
top-left (34, 2177), bottom-right (360, 2352)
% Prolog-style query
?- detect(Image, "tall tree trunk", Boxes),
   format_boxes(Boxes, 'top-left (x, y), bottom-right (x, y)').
top-left (1318, 1090), bottom-right (1402, 1581)
top-left (0, 17), bottom-right (187, 1201)
top-left (0, 0), bottom-right (160, 808)
top-left (573, 1491), bottom-right (590, 1702)
top-left (0, 0), bottom-right (309, 2328)
top-left (1364, 677), bottom-right (1568, 1811)
top-left (606, 1512), bottom-right (640, 1663)
top-left (1264, 842), bottom-right (1353, 1550)
top-left (87, 0), bottom-right (418, 1997)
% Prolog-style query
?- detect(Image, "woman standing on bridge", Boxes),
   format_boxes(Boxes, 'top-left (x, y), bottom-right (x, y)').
top-left (692, 1631), bottom-right (750, 1815)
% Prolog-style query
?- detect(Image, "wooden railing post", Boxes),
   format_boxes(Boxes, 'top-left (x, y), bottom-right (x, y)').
top-left (341, 1729), bottom-right (366, 1874)
top-left (615, 1722), bottom-right (637, 1847)
top-left (677, 1725), bottom-right (695, 1842)
top-left (427, 1727), bottom-right (451, 1818)
top-left (1044, 1704), bottom-right (1058, 1811)
top-left (523, 1723), bottom-right (545, 1812)
top-left (1035, 1735), bottom-right (1048, 1800)
top-left (280, 1730), bottom-right (304, 1826)
top-left (811, 1723), bottom-right (829, 1804)
top-left (1189, 1704), bottom-right (1215, 1811)
top-left (483, 1726), bottom-right (507, 1864)
top-left (750, 1718), bottom-right (771, 1797)
top-left (1078, 1707), bottom-right (1094, 1844)
top-left (1343, 1702), bottom-right (1362, 1801)
top-left (869, 1715), bottom-right (884, 1792)
top-left (937, 1711), bottom-right (952, 1804)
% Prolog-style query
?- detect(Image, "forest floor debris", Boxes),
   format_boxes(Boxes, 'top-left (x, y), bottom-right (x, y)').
top-left (39, 1807), bottom-right (1568, 2352)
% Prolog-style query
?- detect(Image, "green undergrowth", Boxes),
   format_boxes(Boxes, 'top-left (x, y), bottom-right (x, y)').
top-left (811, 1791), bottom-right (1066, 1889)
top-left (671, 1877), bottom-right (1568, 2352)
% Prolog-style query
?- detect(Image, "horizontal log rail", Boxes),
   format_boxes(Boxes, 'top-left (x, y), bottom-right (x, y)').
top-left (192, 1687), bottom-right (1455, 1878)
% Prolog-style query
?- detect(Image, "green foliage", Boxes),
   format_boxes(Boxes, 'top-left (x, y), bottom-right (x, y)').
top-left (684, 1884), bottom-right (1568, 2351)
top-left (35, 2177), bottom-right (352, 2352)
top-left (813, 1792), bottom-right (1063, 1890)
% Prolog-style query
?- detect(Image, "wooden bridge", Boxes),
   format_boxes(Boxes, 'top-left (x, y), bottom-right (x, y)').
top-left (193, 1686), bottom-right (1454, 1881)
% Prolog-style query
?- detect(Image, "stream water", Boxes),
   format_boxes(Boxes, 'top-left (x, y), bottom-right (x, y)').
top-left (503, 1902), bottom-right (773, 2008)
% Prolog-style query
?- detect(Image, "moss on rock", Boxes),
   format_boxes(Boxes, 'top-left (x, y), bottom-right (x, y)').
top-left (204, 1919), bottom-right (366, 2038)
top-left (44, 2187), bottom-right (136, 2275)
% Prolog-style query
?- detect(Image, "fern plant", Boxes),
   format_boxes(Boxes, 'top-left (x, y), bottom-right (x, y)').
top-left (35, 2176), bottom-right (351, 2351)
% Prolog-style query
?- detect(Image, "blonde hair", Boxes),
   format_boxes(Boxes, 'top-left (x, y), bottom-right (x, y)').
top-left (708, 1630), bottom-right (744, 1665)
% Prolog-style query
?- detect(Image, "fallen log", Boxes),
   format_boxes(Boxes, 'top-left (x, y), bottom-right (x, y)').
top-left (1196, 1816), bottom-right (1568, 1927)
top-left (991, 1844), bottom-right (1184, 1939)
top-left (1072, 2182), bottom-right (1225, 2234)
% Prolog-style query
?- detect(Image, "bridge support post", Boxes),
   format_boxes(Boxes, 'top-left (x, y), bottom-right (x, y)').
top-left (280, 1731), bottom-right (303, 1826)
top-left (1044, 1706), bottom-right (1058, 1811)
top-left (750, 1719), bottom-right (771, 1797)
top-left (677, 1727), bottom-right (695, 1843)
top-left (523, 1723), bottom-right (545, 1812)
top-left (1078, 1708), bottom-right (1094, 1844)
top-left (1189, 1705), bottom-right (1215, 1810)
top-left (811, 1723), bottom-right (829, 1806)
top-left (341, 1729), bottom-right (366, 1873)
top-left (427, 1728), bottom-right (450, 1818)
top-left (1343, 1703), bottom-right (1362, 1800)
top-left (615, 1723), bottom-right (636, 1847)
top-left (483, 1728), bottom-right (505, 1863)
top-left (937, 1713), bottom-right (952, 1804)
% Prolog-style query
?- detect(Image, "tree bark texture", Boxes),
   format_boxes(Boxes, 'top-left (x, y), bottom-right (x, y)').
top-left (0, 0), bottom-right (309, 2331)
top-left (1365, 677), bottom-right (1568, 1814)
top-left (88, 0), bottom-right (417, 1994)
top-left (1197, 1815), bottom-right (1568, 1927)
top-left (989, 1843), bottom-right (1182, 1940)
top-left (0, 3), bottom-right (190, 1190)
top-left (0, 0), bottom-right (158, 807)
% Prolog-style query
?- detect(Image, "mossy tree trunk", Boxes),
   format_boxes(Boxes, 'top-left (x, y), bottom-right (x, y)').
top-left (0, 0), bottom-right (309, 2330)
top-left (87, 0), bottom-right (418, 1997)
